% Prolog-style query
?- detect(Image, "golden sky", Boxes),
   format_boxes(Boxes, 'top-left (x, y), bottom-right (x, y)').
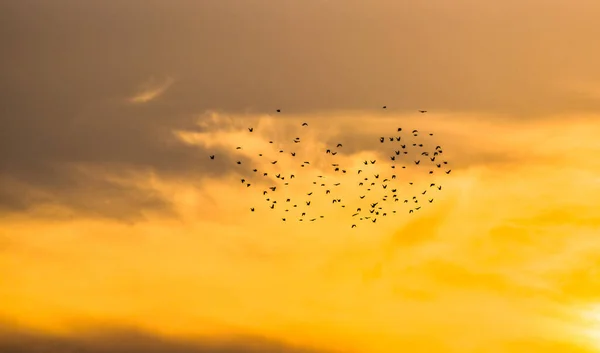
top-left (2, 1), bottom-right (600, 352)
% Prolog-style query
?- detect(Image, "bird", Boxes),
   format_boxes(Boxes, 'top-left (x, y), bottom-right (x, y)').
top-left (302, 122), bottom-right (308, 126)
top-left (382, 106), bottom-right (387, 109)
top-left (337, 143), bottom-right (343, 147)
top-left (429, 199), bottom-right (434, 203)
top-left (250, 208), bottom-right (254, 212)
top-left (380, 137), bottom-right (385, 143)
top-left (415, 160), bottom-right (420, 165)
top-left (419, 110), bottom-right (427, 113)
top-left (237, 161), bottom-right (241, 165)
top-left (446, 170), bottom-right (452, 174)
top-left (209, 155), bottom-right (215, 159)
top-left (248, 128), bottom-right (253, 132)
top-left (271, 161), bottom-right (277, 164)
top-left (370, 160), bottom-right (376, 164)
top-left (291, 152), bottom-right (296, 156)
top-left (397, 128), bottom-right (402, 132)
top-left (236, 146), bottom-right (242, 150)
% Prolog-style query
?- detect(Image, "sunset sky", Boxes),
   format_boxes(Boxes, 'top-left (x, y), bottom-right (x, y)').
top-left (2, 1), bottom-right (600, 352)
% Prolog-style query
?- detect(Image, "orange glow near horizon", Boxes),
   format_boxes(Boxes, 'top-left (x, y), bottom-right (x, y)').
top-left (3, 111), bottom-right (600, 352)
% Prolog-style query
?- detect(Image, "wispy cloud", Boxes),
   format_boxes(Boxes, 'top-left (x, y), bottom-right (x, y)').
top-left (128, 76), bottom-right (175, 104)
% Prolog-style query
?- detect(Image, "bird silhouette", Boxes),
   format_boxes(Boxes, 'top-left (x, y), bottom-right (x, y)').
top-left (248, 128), bottom-right (253, 132)
top-left (209, 155), bottom-right (215, 159)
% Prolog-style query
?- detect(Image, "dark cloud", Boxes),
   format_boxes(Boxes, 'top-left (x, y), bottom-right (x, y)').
top-left (0, 325), bottom-right (331, 353)
top-left (2, 0), bottom-right (600, 219)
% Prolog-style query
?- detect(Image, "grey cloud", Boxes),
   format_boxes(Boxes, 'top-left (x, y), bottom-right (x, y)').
top-left (2, 0), bottom-right (600, 219)
top-left (0, 325), bottom-right (331, 353)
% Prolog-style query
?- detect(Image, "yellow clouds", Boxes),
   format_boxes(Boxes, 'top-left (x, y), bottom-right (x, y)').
top-left (2, 111), bottom-right (600, 352)
top-left (128, 76), bottom-right (174, 104)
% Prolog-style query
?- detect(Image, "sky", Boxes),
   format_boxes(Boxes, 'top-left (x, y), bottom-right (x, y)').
top-left (2, 0), bottom-right (600, 352)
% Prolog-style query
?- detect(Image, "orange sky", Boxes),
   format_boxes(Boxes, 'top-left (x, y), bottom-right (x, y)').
top-left (2, 1), bottom-right (600, 352)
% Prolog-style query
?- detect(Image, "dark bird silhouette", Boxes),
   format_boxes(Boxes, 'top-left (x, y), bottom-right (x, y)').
top-left (276, 109), bottom-right (281, 112)
top-left (422, 190), bottom-right (427, 195)
top-left (360, 195), bottom-right (366, 199)
top-left (446, 170), bottom-right (452, 174)
top-left (370, 160), bottom-right (376, 164)
top-left (291, 152), bottom-right (296, 156)
top-left (374, 174), bottom-right (379, 179)
top-left (351, 224), bottom-right (357, 228)
top-left (237, 161), bottom-right (241, 165)
top-left (236, 146), bottom-right (242, 150)
top-left (209, 155), bottom-right (215, 159)
top-left (415, 160), bottom-right (420, 165)
top-left (364, 160), bottom-right (368, 165)
top-left (248, 128), bottom-right (253, 132)
top-left (396, 137), bottom-right (401, 141)
top-left (250, 208), bottom-right (254, 212)
top-left (390, 156), bottom-right (395, 161)
top-left (331, 152), bottom-right (338, 155)
top-left (429, 171), bottom-right (434, 174)
top-left (337, 143), bottom-right (343, 147)
top-left (380, 137), bottom-right (385, 143)
top-left (270, 204), bottom-right (275, 209)
top-left (302, 122), bottom-right (308, 126)
top-left (383, 106), bottom-right (387, 109)
top-left (326, 149), bottom-right (331, 153)
top-left (271, 161), bottom-right (277, 164)
top-left (429, 199), bottom-right (434, 203)
top-left (438, 186), bottom-right (442, 190)
top-left (397, 128), bottom-right (402, 132)
top-left (306, 201), bottom-right (311, 206)
top-left (389, 137), bottom-right (394, 142)
top-left (419, 110), bottom-right (427, 113)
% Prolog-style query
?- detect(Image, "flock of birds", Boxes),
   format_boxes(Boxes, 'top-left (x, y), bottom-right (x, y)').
top-left (208, 108), bottom-right (452, 228)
